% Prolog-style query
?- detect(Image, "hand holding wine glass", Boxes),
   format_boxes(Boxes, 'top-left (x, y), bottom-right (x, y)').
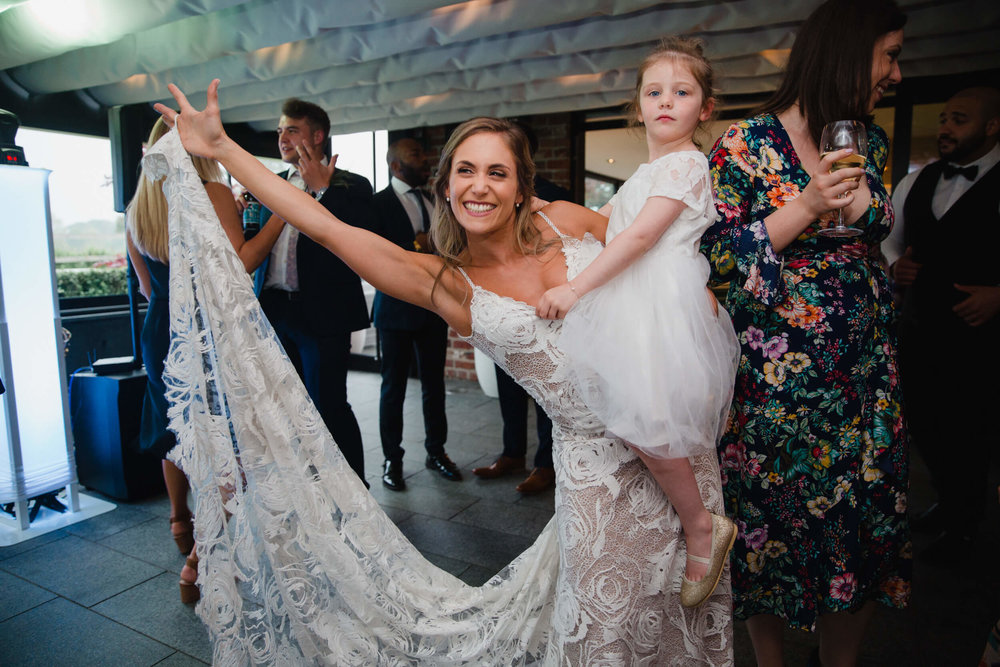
top-left (818, 120), bottom-right (867, 238)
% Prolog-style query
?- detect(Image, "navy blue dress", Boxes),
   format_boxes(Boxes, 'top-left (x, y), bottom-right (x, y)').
top-left (138, 255), bottom-right (174, 457)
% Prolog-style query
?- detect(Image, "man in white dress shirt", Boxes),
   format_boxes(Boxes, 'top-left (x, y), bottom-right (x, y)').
top-left (248, 98), bottom-right (374, 485)
top-left (882, 86), bottom-right (1000, 565)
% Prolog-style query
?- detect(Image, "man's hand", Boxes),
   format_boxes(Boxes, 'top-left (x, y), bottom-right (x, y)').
top-left (296, 144), bottom-right (337, 195)
top-left (953, 284), bottom-right (1000, 326)
top-left (890, 246), bottom-right (922, 286)
top-left (233, 186), bottom-right (249, 213)
top-left (536, 283), bottom-right (579, 320)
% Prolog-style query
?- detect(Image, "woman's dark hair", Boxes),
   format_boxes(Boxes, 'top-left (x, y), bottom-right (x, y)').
top-left (757, 0), bottom-right (906, 144)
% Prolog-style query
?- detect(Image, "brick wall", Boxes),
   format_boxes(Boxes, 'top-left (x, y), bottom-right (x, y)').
top-left (403, 112), bottom-right (575, 381)
top-left (445, 331), bottom-right (477, 381)
top-left (528, 112), bottom-right (574, 192)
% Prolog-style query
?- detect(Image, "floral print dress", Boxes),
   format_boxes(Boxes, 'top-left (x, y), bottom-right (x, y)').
top-left (701, 113), bottom-right (911, 630)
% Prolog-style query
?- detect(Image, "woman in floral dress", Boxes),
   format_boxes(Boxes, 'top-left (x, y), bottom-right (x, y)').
top-left (700, 0), bottom-right (911, 664)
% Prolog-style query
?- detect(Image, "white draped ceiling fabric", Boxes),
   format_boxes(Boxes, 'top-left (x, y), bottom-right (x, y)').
top-left (0, 0), bottom-right (997, 135)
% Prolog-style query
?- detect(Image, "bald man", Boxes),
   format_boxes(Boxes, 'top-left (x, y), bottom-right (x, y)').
top-left (371, 138), bottom-right (458, 491)
top-left (883, 86), bottom-right (1000, 565)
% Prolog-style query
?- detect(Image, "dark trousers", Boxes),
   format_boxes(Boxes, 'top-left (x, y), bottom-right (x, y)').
top-left (495, 364), bottom-right (553, 469)
top-left (261, 290), bottom-right (366, 482)
top-left (378, 321), bottom-right (448, 463)
top-left (898, 322), bottom-right (999, 534)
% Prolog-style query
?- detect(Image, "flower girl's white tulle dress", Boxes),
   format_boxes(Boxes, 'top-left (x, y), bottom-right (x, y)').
top-left (148, 130), bottom-right (732, 666)
top-left (560, 151), bottom-right (740, 459)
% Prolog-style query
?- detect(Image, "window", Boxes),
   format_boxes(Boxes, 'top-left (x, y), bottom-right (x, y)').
top-left (584, 173), bottom-right (619, 210)
top-left (900, 103), bottom-right (944, 175)
top-left (17, 127), bottom-right (126, 298)
top-left (329, 130), bottom-right (390, 192)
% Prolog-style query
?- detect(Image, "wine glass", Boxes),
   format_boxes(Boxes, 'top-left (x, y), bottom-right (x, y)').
top-left (818, 120), bottom-right (867, 238)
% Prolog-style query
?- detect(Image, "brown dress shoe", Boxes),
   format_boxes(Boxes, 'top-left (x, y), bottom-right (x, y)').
top-left (472, 456), bottom-right (526, 479)
top-left (516, 467), bottom-right (555, 494)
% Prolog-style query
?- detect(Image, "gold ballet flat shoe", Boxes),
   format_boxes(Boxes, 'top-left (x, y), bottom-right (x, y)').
top-left (680, 513), bottom-right (737, 608)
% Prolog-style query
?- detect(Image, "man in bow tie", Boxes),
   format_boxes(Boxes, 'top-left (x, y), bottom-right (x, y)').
top-left (370, 137), bottom-right (458, 490)
top-left (883, 86), bottom-right (1000, 566)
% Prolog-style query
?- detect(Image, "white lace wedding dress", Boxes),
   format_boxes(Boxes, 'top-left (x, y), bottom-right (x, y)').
top-left (149, 130), bottom-right (732, 665)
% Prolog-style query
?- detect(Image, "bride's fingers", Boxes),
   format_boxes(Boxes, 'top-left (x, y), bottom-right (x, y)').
top-left (165, 82), bottom-right (195, 113)
top-left (205, 79), bottom-right (220, 111)
top-left (152, 103), bottom-right (177, 127)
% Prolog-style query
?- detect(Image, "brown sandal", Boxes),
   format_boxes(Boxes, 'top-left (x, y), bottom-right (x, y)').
top-left (170, 515), bottom-right (194, 555)
top-left (179, 553), bottom-right (199, 604)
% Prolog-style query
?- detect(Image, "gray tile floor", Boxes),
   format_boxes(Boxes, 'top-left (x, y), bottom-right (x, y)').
top-left (1, 370), bottom-right (997, 666)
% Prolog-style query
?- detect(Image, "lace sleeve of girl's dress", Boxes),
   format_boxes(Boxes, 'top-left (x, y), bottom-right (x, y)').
top-left (701, 122), bottom-right (784, 306)
top-left (647, 151), bottom-right (712, 213)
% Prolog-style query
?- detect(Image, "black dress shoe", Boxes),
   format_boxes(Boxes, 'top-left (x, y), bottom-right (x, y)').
top-left (911, 503), bottom-right (946, 534)
top-left (919, 529), bottom-right (975, 567)
top-left (382, 459), bottom-right (406, 491)
top-left (426, 453), bottom-right (463, 481)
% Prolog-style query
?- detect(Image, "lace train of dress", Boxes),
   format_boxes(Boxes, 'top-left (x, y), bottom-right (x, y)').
top-left (149, 131), bottom-right (732, 665)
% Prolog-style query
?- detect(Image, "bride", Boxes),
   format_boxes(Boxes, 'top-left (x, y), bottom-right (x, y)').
top-left (153, 81), bottom-right (733, 665)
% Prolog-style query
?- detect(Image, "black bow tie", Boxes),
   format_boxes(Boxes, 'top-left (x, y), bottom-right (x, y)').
top-left (942, 163), bottom-right (978, 180)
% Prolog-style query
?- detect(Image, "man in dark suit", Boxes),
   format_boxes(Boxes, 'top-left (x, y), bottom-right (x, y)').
top-left (883, 86), bottom-right (1000, 565)
top-left (247, 98), bottom-right (373, 485)
top-left (371, 137), bottom-right (458, 490)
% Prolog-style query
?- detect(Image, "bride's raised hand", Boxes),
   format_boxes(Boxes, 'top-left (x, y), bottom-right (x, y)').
top-left (153, 79), bottom-right (228, 160)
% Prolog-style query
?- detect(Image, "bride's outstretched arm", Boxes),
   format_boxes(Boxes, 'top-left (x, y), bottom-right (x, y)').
top-left (155, 80), bottom-right (466, 325)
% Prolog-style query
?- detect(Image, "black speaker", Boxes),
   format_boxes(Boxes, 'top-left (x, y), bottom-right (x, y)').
top-left (70, 368), bottom-right (165, 500)
top-left (109, 104), bottom-right (155, 214)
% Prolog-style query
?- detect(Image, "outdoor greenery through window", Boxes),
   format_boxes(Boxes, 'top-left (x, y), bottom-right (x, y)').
top-left (18, 127), bottom-right (126, 299)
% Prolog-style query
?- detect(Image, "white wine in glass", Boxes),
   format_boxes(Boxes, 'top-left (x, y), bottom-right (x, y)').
top-left (818, 120), bottom-right (867, 237)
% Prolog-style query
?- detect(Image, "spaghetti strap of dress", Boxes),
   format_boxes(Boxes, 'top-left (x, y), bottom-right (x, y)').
top-left (536, 210), bottom-right (565, 237)
top-left (456, 212), bottom-right (566, 293)
top-left (455, 266), bottom-right (476, 289)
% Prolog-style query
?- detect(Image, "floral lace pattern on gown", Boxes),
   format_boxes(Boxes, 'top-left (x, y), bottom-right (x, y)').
top-left (147, 130), bottom-right (732, 665)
